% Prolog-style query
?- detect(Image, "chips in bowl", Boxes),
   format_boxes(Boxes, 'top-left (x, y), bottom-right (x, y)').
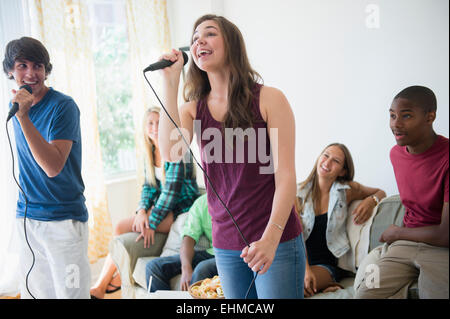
top-left (189, 275), bottom-right (225, 299)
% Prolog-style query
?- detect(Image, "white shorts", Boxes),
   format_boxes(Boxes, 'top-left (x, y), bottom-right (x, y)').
top-left (16, 218), bottom-right (91, 299)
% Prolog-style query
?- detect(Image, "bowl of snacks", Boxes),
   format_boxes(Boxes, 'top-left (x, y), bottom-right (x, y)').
top-left (189, 275), bottom-right (225, 299)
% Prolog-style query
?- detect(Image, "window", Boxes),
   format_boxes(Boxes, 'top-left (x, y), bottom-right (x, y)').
top-left (88, 0), bottom-right (136, 178)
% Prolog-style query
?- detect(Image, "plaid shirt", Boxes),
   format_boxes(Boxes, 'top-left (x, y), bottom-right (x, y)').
top-left (138, 159), bottom-right (200, 230)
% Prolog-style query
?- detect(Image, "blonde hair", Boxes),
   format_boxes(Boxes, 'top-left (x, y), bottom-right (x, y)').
top-left (142, 107), bottom-right (165, 187)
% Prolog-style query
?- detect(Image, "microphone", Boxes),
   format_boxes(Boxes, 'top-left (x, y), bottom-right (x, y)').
top-left (7, 84), bottom-right (33, 122)
top-left (143, 51), bottom-right (189, 72)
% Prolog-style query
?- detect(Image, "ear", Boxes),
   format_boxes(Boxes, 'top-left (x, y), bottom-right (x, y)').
top-left (426, 111), bottom-right (436, 124)
top-left (338, 168), bottom-right (346, 178)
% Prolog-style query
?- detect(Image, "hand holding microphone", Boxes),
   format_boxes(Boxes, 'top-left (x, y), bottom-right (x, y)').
top-left (8, 84), bottom-right (33, 122)
top-left (143, 49), bottom-right (189, 101)
top-left (144, 49), bottom-right (189, 73)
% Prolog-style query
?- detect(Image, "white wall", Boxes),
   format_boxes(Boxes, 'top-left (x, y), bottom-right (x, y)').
top-left (166, 0), bottom-right (449, 197)
top-left (167, 0), bottom-right (224, 49)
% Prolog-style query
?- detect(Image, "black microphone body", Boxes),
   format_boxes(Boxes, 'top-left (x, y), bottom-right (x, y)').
top-left (144, 51), bottom-right (189, 72)
top-left (7, 84), bottom-right (33, 122)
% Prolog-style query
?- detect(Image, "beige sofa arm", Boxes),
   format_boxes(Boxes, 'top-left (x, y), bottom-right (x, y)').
top-left (109, 232), bottom-right (168, 298)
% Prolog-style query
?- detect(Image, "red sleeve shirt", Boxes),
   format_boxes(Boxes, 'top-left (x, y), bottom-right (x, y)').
top-left (390, 135), bottom-right (449, 228)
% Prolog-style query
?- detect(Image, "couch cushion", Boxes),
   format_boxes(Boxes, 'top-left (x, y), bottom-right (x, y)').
top-left (337, 200), bottom-right (377, 273)
top-left (132, 213), bottom-right (188, 289)
top-left (133, 256), bottom-right (183, 291)
top-left (160, 213), bottom-right (188, 257)
top-left (160, 212), bottom-right (211, 258)
top-left (133, 256), bottom-right (156, 289)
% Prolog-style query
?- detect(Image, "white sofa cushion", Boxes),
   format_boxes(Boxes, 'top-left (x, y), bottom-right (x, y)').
top-left (160, 212), bottom-right (212, 258)
top-left (337, 200), bottom-right (377, 273)
top-left (133, 256), bottom-right (156, 289)
top-left (160, 212), bottom-right (188, 257)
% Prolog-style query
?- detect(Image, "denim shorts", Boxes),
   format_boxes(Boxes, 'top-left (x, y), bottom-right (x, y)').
top-left (213, 234), bottom-right (306, 299)
top-left (313, 263), bottom-right (344, 283)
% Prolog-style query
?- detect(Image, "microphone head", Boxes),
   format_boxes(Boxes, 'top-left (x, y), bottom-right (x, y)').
top-left (6, 85), bottom-right (33, 122)
top-left (181, 50), bottom-right (189, 66)
top-left (20, 84), bottom-right (33, 94)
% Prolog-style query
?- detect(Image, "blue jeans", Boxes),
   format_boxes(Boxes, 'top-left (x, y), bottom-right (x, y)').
top-left (213, 234), bottom-right (306, 299)
top-left (145, 251), bottom-right (217, 292)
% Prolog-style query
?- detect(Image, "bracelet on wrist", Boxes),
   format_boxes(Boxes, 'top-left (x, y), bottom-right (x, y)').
top-left (271, 222), bottom-right (284, 232)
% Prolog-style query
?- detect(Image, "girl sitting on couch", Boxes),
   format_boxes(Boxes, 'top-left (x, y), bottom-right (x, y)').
top-left (296, 143), bottom-right (386, 297)
top-left (90, 107), bottom-right (200, 299)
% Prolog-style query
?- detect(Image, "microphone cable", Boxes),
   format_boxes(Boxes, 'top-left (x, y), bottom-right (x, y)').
top-left (143, 71), bottom-right (258, 299)
top-left (5, 120), bottom-right (36, 299)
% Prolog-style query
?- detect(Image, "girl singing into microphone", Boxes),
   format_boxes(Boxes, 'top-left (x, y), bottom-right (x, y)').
top-left (157, 14), bottom-right (305, 299)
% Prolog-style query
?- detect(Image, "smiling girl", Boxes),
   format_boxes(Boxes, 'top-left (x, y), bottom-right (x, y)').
top-left (297, 143), bottom-right (386, 297)
top-left (157, 14), bottom-right (305, 299)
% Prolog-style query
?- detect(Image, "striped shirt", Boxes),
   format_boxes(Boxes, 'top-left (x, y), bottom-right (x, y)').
top-left (138, 158), bottom-right (200, 230)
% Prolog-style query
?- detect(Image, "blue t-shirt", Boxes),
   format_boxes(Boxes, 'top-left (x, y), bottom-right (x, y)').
top-left (12, 88), bottom-right (88, 222)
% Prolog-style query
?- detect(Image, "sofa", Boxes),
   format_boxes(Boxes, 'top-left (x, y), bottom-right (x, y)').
top-left (109, 194), bottom-right (415, 299)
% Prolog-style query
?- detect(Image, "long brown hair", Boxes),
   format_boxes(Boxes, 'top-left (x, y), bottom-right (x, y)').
top-left (297, 143), bottom-right (355, 214)
top-left (184, 14), bottom-right (263, 130)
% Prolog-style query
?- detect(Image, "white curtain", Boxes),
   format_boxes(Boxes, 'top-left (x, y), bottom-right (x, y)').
top-left (126, 0), bottom-right (172, 189)
top-left (26, 0), bottom-right (113, 264)
top-left (0, 70), bottom-right (21, 298)
top-left (0, 0), bottom-right (29, 298)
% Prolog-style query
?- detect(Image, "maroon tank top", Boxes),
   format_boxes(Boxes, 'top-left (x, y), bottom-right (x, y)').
top-left (195, 84), bottom-right (302, 250)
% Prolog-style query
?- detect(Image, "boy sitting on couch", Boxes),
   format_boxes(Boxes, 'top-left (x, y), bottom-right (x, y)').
top-left (145, 194), bottom-right (217, 291)
top-left (355, 86), bottom-right (449, 299)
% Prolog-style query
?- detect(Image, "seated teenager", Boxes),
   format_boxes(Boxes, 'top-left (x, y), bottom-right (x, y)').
top-left (90, 107), bottom-right (200, 299)
top-left (145, 194), bottom-right (218, 292)
top-left (297, 143), bottom-right (386, 297)
top-left (355, 86), bottom-right (449, 299)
